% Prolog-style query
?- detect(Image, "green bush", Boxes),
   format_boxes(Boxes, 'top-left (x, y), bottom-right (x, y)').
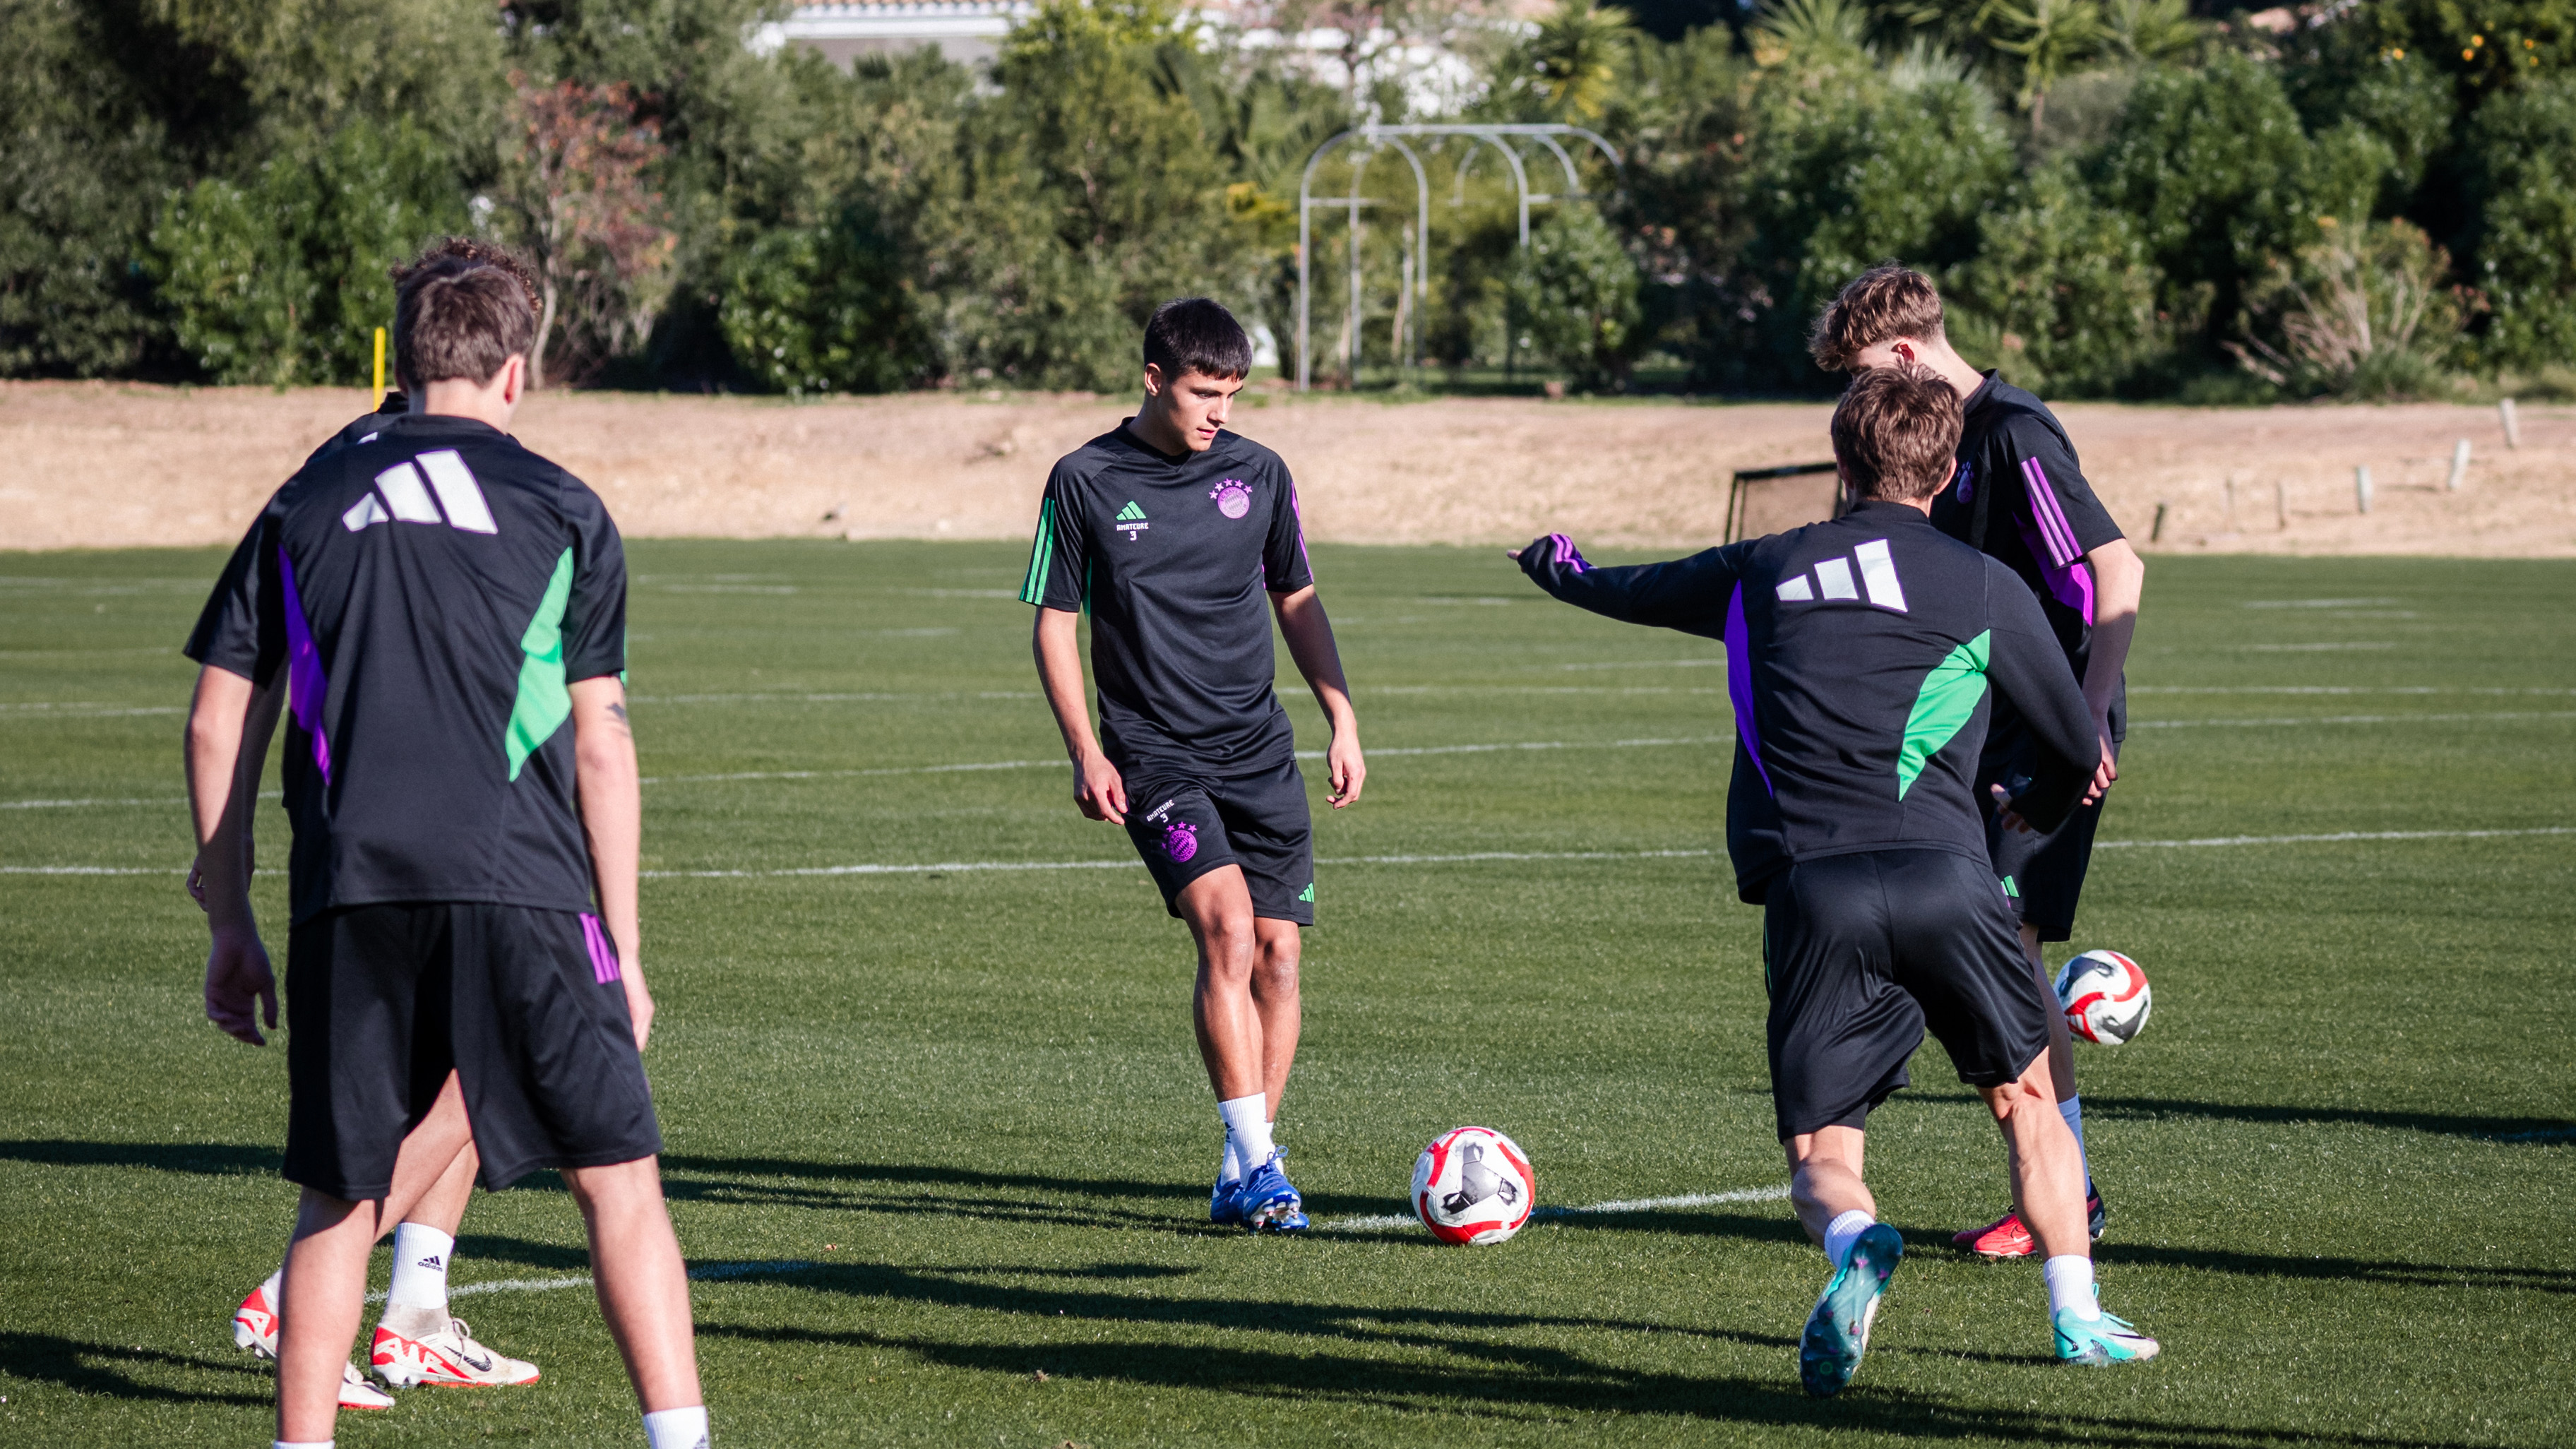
top-left (2462, 77), bottom-right (2576, 373)
top-left (2226, 218), bottom-right (2468, 398)
top-left (1735, 69), bottom-right (2015, 388)
top-left (1507, 206), bottom-right (1645, 388)
top-left (1950, 164), bottom-right (2168, 396)
top-left (150, 119), bottom-right (464, 386)
top-left (720, 213), bottom-right (932, 395)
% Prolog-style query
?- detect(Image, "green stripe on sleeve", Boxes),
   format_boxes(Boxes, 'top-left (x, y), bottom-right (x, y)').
top-left (1896, 629), bottom-right (1991, 799)
top-left (505, 548), bottom-right (578, 780)
top-left (1018, 498), bottom-right (1056, 605)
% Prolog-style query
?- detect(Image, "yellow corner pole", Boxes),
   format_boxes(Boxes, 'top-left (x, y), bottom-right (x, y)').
top-left (372, 326), bottom-right (387, 401)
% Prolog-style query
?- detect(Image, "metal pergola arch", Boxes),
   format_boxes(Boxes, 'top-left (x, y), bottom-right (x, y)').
top-left (1296, 123), bottom-right (1622, 392)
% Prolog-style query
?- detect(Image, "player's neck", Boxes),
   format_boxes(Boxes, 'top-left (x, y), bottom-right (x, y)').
top-left (1922, 344), bottom-right (1987, 401)
top-left (1126, 404), bottom-right (1193, 460)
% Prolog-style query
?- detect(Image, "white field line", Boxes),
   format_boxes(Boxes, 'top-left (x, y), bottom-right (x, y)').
top-left (15, 827), bottom-right (2570, 879)
top-left (1328, 1184), bottom-right (1791, 1232)
top-left (1, 797), bottom-right (186, 810)
top-left (637, 737), bottom-right (1732, 787)
top-left (2128, 686), bottom-right (2576, 696)
top-left (2129, 711), bottom-right (2576, 730)
top-left (364, 1259), bottom-right (821, 1305)
top-left (0, 703), bottom-right (184, 718)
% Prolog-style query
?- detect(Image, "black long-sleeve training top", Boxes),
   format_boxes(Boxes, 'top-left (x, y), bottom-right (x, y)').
top-left (1517, 500), bottom-right (2098, 903)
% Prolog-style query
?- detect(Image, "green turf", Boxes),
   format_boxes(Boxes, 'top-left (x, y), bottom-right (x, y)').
top-left (1, 543), bottom-right (2571, 1447)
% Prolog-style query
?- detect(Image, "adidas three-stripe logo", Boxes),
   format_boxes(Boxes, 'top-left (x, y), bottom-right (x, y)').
top-left (342, 450), bottom-right (498, 534)
top-left (1115, 501), bottom-right (1147, 522)
top-left (1775, 538), bottom-right (1907, 612)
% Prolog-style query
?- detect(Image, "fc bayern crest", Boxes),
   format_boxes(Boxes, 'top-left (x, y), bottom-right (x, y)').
top-left (1211, 479), bottom-right (1253, 519)
top-left (1163, 820), bottom-right (1198, 862)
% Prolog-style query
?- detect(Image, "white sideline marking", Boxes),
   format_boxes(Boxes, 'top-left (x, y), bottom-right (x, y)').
top-left (638, 737), bottom-right (1731, 787)
top-left (2234, 642), bottom-right (2395, 652)
top-left (1329, 1184), bottom-right (1792, 1232)
top-left (1, 797), bottom-right (185, 810)
top-left (364, 1260), bottom-right (821, 1305)
top-left (0, 703), bottom-right (184, 718)
top-left (2130, 711), bottom-right (2576, 730)
top-left (2129, 686), bottom-right (2576, 696)
top-left (13, 828), bottom-right (2570, 880)
top-left (1557, 659), bottom-right (1725, 670)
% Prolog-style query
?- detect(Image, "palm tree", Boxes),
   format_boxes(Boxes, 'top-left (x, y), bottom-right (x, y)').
top-left (1988, 0), bottom-right (2101, 131)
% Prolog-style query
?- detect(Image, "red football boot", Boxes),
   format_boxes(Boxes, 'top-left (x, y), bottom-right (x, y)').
top-left (1953, 1191), bottom-right (2106, 1258)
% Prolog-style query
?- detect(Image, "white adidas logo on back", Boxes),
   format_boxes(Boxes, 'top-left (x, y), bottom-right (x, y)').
top-left (342, 449), bottom-right (498, 534)
top-left (1775, 539), bottom-right (1907, 612)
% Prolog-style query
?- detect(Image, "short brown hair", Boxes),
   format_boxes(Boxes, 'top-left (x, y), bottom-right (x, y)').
top-left (392, 237), bottom-right (540, 316)
top-left (395, 259), bottom-right (537, 390)
top-left (1830, 362), bottom-right (1962, 503)
top-left (1809, 264), bottom-right (1945, 371)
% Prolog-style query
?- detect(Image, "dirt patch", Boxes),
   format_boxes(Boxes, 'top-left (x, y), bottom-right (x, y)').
top-left (4, 381), bottom-right (2569, 556)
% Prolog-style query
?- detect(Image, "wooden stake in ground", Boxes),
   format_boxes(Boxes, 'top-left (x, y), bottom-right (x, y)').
top-left (2356, 465), bottom-right (2373, 514)
top-left (2501, 398), bottom-right (2521, 449)
top-left (2276, 480), bottom-right (2289, 531)
top-left (2224, 475), bottom-right (2236, 527)
top-left (2448, 439), bottom-right (2471, 491)
top-left (2152, 500), bottom-right (2170, 542)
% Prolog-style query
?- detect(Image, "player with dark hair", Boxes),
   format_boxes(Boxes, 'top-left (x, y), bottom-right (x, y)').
top-left (185, 253), bottom-right (708, 1448)
top-left (1511, 364), bottom-right (2157, 1393)
top-left (208, 238), bottom-right (556, 1407)
top-left (1020, 297), bottom-right (1365, 1232)
top-left (1812, 263), bottom-right (2147, 1257)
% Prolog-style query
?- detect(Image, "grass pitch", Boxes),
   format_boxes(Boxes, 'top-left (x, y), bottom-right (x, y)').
top-left (1, 542), bottom-right (2571, 1447)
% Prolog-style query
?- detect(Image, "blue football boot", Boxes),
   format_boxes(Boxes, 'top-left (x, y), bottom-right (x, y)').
top-left (1799, 1222), bottom-right (1903, 1397)
top-left (1209, 1174), bottom-right (1245, 1227)
top-left (2055, 1308), bottom-right (2159, 1365)
top-left (1230, 1152), bottom-right (1308, 1233)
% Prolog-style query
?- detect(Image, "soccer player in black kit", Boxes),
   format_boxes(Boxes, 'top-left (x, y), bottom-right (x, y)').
top-left (1813, 266), bottom-right (2147, 1258)
top-left (1513, 366), bottom-right (2158, 1394)
top-left (184, 255), bottom-right (708, 1448)
top-left (1021, 299), bottom-right (1365, 1232)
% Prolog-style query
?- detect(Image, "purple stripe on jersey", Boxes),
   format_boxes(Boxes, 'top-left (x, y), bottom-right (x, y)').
top-left (1548, 532), bottom-right (1591, 573)
top-left (2013, 514), bottom-right (2099, 624)
top-left (1722, 583), bottom-right (1775, 797)
top-left (274, 546), bottom-right (333, 785)
top-left (580, 912), bottom-right (621, 984)
top-left (2020, 458), bottom-right (2083, 568)
top-left (1289, 483), bottom-right (1313, 582)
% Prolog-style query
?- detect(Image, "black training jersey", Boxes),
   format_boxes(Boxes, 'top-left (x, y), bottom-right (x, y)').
top-left (1020, 424), bottom-right (1316, 773)
top-left (1518, 501), bottom-right (2097, 902)
top-left (184, 412), bottom-right (627, 925)
top-left (297, 393), bottom-right (410, 470)
top-left (1928, 373), bottom-right (2125, 691)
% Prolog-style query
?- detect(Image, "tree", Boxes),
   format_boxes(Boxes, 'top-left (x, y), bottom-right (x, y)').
top-left (1507, 205), bottom-right (1643, 386)
top-left (2460, 76), bottom-right (2576, 370)
top-left (503, 74), bottom-right (676, 388)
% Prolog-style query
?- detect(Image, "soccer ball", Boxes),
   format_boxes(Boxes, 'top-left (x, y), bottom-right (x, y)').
top-left (2056, 949), bottom-right (2152, 1045)
top-left (1412, 1126), bottom-right (1535, 1245)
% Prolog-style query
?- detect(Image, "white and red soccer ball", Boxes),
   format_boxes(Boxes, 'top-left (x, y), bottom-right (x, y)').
top-left (2056, 949), bottom-right (2152, 1045)
top-left (1412, 1126), bottom-right (1534, 1245)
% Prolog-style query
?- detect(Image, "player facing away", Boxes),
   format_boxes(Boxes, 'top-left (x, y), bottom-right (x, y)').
top-left (1021, 298), bottom-right (1365, 1232)
top-left (183, 256), bottom-right (708, 1449)
top-left (202, 238), bottom-right (553, 1409)
top-left (1512, 365), bottom-right (2157, 1392)
top-left (1813, 265), bottom-right (2147, 1258)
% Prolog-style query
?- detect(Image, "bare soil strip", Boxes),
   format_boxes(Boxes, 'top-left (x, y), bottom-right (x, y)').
top-left (4, 382), bottom-right (2567, 555)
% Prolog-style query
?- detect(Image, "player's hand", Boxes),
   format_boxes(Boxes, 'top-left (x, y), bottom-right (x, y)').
top-left (186, 857), bottom-right (208, 910)
top-left (204, 924), bottom-right (278, 1046)
top-left (624, 971), bottom-right (655, 1052)
top-left (1992, 783), bottom-right (2038, 836)
top-left (1325, 730), bottom-right (1366, 809)
top-left (2090, 722), bottom-right (2120, 803)
top-left (1074, 750), bottom-right (1127, 824)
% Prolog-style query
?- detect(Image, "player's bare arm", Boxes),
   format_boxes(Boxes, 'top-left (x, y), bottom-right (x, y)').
top-left (2080, 537), bottom-right (2145, 788)
top-left (184, 663), bottom-right (278, 1045)
top-left (572, 675), bottom-right (652, 1050)
top-left (1271, 584), bottom-right (1364, 808)
top-left (1033, 606), bottom-right (1128, 823)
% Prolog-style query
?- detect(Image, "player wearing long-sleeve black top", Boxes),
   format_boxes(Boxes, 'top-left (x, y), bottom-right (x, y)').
top-left (1513, 365), bottom-right (2157, 1395)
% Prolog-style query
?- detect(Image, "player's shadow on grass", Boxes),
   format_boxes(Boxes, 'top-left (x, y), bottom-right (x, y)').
top-left (698, 1316), bottom-right (2484, 1449)
top-left (452, 1234), bottom-right (594, 1273)
top-left (1909, 1092), bottom-right (2576, 1143)
top-left (0, 1139), bottom-right (280, 1176)
top-left (657, 1154), bottom-right (1386, 1234)
top-left (0, 1332), bottom-right (269, 1407)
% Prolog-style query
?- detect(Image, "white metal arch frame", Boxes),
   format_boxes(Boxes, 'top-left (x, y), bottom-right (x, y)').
top-left (1296, 122), bottom-right (1621, 391)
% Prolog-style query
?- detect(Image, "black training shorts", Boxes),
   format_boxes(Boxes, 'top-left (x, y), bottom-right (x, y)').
top-left (284, 903), bottom-right (663, 1199)
top-left (1121, 756), bottom-right (1316, 926)
top-left (1981, 712), bottom-right (2123, 943)
top-left (1761, 848), bottom-right (2053, 1142)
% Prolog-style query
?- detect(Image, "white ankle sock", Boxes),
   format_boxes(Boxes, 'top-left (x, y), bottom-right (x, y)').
top-left (1219, 1135), bottom-right (1243, 1186)
top-left (274, 1441), bottom-right (333, 1448)
top-left (386, 1223), bottom-right (454, 1316)
top-left (1219, 1094), bottom-right (1274, 1173)
top-left (1822, 1210), bottom-right (1875, 1270)
top-left (2044, 1253), bottom-right (2101, 1320)
top-left (643, 1404), bottom-right (710, 1449)
top-left (2058, 1095), bottom-right (2094, 1195)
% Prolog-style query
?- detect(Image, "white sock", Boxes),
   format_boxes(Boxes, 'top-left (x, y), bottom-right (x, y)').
top-left (1218, 1135), bottom-right (1243, 1185)
top-left (643, 1404), bottom-right (710, 1449)
top-left (274, 1441), bottom-right (333, 1448)
top-left (1218, 1093), bottom-right (1274, 1173)
top-left (1822, 1209), bottom-right (1875, 1270)
top-left (386, 1222), bottom-right (454, 1316)
top-left (2044, 1253), bottom-right (2101, 1320)
top-left (2058, 1094), bottom-right (2094, 1195)
top-left (258, 1265), bottom-right (285, 1306)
